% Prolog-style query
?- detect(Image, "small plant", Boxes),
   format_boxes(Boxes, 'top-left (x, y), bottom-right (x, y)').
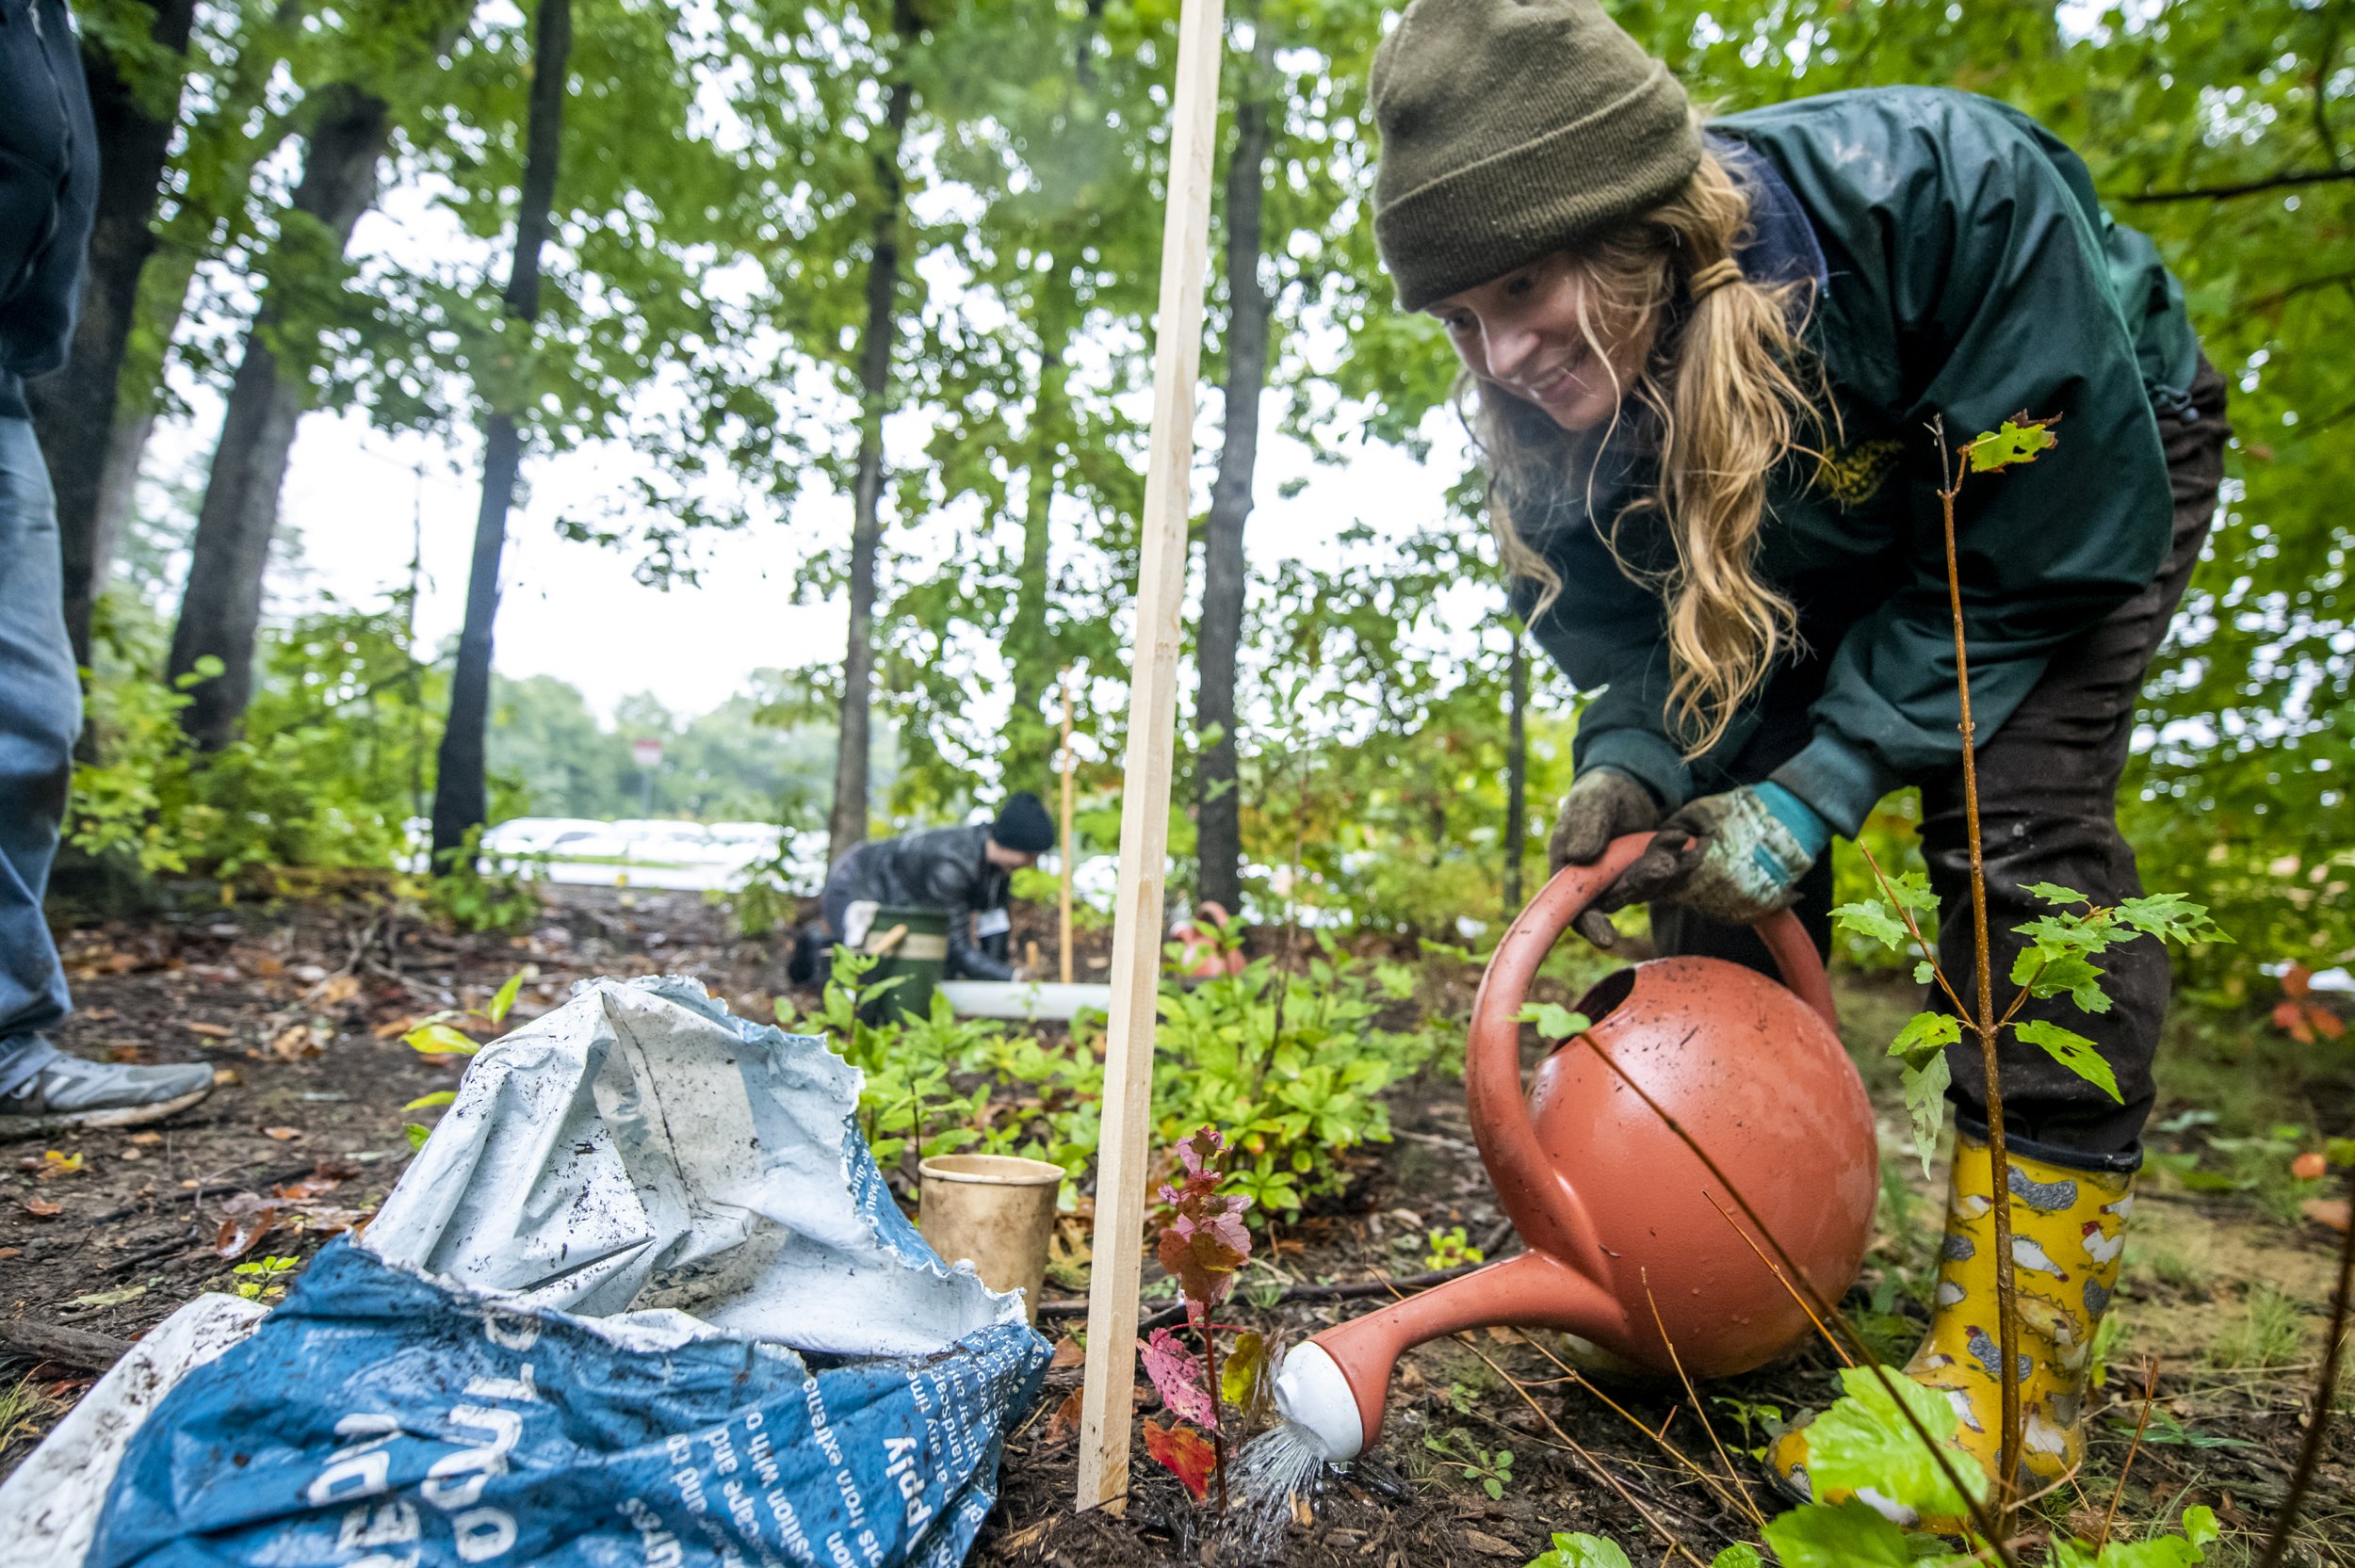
top-left (399, 971), bottom-right (527, 1147)
top-left (1423, 1225), bottom-right (1485, 1272)
top-left (1422, 1429), bottom-right (1514, 1499)
top-left (1137, 1126), bottom-right (1257, 1509)
top-left (421, 827), bottom-right (547, 934)
top-left (233, 1254), bottom-right (301, 1301)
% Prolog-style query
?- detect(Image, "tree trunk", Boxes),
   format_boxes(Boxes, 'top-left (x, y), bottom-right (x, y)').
top-left (824, 1), bottom-right (918, 867)
top-left (1001, 305), bottom-right (1068, 800)
top-left (23, 0), bottom-right (197, 671)
top-left (1504, 625), bottom-right (1528, 916)
top-left (89, 1), bottom-right (307, 599)
top-left (164, 86), bottom-right (393, 748)
top-left (1192, 17), bottom-right (1275, 916)
top-left (430, 0), bottom-right (574, 865)
top-left (166, 2), bottom-right (472, 750)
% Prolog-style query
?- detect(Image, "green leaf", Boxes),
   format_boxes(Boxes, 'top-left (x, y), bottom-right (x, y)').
top-left (1514, 1003), bottom-right (1590, 1041)
top-left (1530, 1533), bottom-right (1633, 1568)
top-left (1881, 870), bottom-right (1940, 914)
top-left (1963, 415), bottom-right (2060, 473)
top-left (403, 1022), bottom-right (481, 1057)
top-left (1832, 899), bottom-right (1909, 951)
top-left (1804, 1366), bottom-right (1990, 1518)
top-left (2114, 893), bottom-right (2231, 946)
top-left (487, 971), bottom-right (526, 1026)
top-left (404, 1122), bottom-right (432, 1150)
top-left (2022, 881), bottom-right (2089, 907)
top-left (1762, 1501), bottom-right (1917, 1568)
top-left (2012, 947), bottom-right (2111, 1014)
top-left (1711, 1547), bottom-right (1763, 1568)
top-left (2014, 1019), bottom-right (2123, 1102)
top-left (1913, 960), bottom-right (1936, 985)
top-left (2181, 1506), bottom-right (2219, 1548)
top-left (1899, 1053), bottom-right (1952, 1178)
top-left (1888, 1011), bottom-right (1961, 1070)
top-left (402, 1090), bottom-right (456, 1112)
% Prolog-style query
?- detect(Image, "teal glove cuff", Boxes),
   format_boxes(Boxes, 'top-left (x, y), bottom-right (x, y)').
top-left (1751, 780), bottom-right (1830, 862)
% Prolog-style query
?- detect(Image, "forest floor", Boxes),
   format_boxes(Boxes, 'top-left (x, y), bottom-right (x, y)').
top-left (1, 883), bottom-right (2349, 1564)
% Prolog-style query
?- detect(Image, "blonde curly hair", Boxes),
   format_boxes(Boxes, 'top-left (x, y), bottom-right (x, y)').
top-left (1467, 144), bottom-right (1821, 760)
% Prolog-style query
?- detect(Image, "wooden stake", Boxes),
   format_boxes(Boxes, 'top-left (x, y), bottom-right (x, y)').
top-left (1075, 0), bottom-right (1225, 1514)
top-left (1060, 667), bottom-right (1076, 987)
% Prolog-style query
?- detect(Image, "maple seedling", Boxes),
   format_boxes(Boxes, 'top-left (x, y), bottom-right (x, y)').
top-left (1139, 1125), bottom-right (1261, 1509)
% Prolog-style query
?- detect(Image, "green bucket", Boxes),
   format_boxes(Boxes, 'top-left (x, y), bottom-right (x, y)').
top-left (859, 904), bottom-right (950, 1025)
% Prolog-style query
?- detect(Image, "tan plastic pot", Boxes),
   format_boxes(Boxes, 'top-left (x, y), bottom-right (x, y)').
top-left (917, 1155), bottom-right (1064, 1323)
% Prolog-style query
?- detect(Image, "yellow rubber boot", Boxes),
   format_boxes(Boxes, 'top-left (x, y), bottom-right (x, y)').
top-left (1768, 1131), bottom-right (2131, 1528)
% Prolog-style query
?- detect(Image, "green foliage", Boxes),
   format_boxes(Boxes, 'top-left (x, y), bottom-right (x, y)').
top-left (231, 1254), bottom-right (301, 1302)
top-left (1523, 1534), bottom-right (1630, 1568)
top-left (1421, 1430), bottom-right (1514, 1500)
top-left (1804, 1366), bottom-right (1989, 1521)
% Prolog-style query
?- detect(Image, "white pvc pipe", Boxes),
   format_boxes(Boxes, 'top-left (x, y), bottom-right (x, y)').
top-left (936, 981), bottom-right (1114, 1023)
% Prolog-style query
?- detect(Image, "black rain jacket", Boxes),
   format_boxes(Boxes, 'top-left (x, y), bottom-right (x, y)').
top-left (820, 823), bottom-right (1015, 982)
top-left (1, 0), bottom-right (96, 421)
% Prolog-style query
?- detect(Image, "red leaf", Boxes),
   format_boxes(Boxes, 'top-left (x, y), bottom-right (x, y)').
top-left (1044, 1388), bottom-right (1083, 1445)
top-left (2309, 1007), bottom-right (2345, 1041)
top-left (214, 1195), bottom-right (284, 1259)
top-left (2282, 963), bottom-right (2314, 999)
top-left (2272, 1000), bottom-right (2306, 1032)
top-left (1139, 1328), bottom-right (1216, 1429)
top-left (1142, 1419), bottom-right (1217, 1502)
top-left (2292, 1152), bottom-right (2329, 1182)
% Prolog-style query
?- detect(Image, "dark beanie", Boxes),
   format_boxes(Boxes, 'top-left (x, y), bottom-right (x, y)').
top-left (992, 791), bottom-right (1054, 854)
top-left (1370, 0), bottom-right (1701, 311)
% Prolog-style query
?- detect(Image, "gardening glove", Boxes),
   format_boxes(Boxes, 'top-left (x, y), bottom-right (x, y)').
top-left (1592, 781), bottom-right (1827, 928)
top-left (1547, 767), bottom-right (1662, 948)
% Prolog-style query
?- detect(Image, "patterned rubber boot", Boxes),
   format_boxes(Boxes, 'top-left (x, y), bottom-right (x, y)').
top-left (1767, 1131), bottom-right (2131, 1528)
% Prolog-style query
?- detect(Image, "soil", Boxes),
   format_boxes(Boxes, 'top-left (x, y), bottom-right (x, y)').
top-left (2, 886), bottom-right (2349, 1564)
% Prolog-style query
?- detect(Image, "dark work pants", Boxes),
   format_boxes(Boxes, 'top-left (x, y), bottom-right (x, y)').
top-left (1652, 361), bottom-right (2232, 1167)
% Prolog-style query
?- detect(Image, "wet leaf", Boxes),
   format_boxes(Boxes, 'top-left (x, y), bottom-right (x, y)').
top-left (1805, 1366), bottom-right (1987, 1519)
top-left (1762, 1500), bottom-right (1915, 1567)
top-left (1220, 1330), bottom-right (1268, 1412)
top-left (1141, 1419), bottom-right (1216, 1501)
top-left (1139, 1327), bottom-right (1216, 1427)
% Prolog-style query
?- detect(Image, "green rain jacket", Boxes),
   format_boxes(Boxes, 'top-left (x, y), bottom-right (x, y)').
top-left (1519, 87), bottom-right (2201, 837)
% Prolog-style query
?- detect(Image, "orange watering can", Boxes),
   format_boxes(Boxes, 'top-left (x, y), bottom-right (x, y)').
top-left (1273, 834), bottom-right (1878, 1462)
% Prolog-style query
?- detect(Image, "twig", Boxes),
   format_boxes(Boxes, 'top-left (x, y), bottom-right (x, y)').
top-left (1642, 1270), bottom-right (1768, 1532)
top-left (1511, 1333), bottom-right (1759, 1522)
top-left (2254, 1158), bottom-right (2355, 1568)
top-left (1704, 1193), bottom-right (1853, 1367)
top-left (1935, 419), bottom-right (2022, 1527)
top-left (0, 1316), bottom-right (131, 1373)
top-left (1033, 1258), bottom-right (1497, 1318)
top-left (1857, 840), bottom-right (1972, 1022)
top-left (2099, 1355), bottom-right (2160, 1549)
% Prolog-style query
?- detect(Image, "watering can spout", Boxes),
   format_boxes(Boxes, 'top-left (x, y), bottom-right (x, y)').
top-left (1273, 1252), bottom-right (1625, 1463)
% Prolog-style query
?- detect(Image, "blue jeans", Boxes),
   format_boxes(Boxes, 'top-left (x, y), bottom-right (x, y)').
top-left (0, 417), bottom-right (78, 1095)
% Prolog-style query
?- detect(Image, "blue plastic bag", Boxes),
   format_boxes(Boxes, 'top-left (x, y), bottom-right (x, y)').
top-left (90, 978), bottom-right (1049, 1568)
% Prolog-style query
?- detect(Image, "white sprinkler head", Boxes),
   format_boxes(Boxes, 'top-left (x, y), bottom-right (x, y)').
top-left (1272, 1342), bottom-right (1365, 1463)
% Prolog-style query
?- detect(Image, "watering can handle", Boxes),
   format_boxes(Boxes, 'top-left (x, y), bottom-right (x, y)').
top-left (1462, 832), bottom-right (1838, 1274)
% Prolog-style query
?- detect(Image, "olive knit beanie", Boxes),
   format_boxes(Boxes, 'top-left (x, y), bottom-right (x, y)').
top-left (1370, 0), bottom-right (1701, 311)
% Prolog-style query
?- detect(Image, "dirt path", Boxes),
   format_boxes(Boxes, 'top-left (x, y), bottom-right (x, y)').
top-left (2, 892), bottom-right (2347, 1563)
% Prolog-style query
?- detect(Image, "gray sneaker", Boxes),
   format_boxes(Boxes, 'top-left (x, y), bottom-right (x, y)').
top-left (0, 1051), bottom-right (217, 1140)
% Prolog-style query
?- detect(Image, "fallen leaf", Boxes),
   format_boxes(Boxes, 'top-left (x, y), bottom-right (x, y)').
top-left (211, 1067), bottom-right (240, 1086)
top-left (2292, 1152), bottom-right (2329, 1182)
top-left (315, 973), bottom-right (361, 1007)
top-left (215, 1195), bottom-right (285, 1259)
top-left (187, 1023), bottom-right (233, 1040)
top-left (1464, 1532), bottom-right (1520, 1559)
top-left (0, 1247), bottom-right (20, 1260)
top-left (1141, 1419), bottom-right (1216, 1501)
top-left (262, 1126), bottom-right (304, 1142)
top-left (268, 1025), bottom-right (318, 1061)
top-left (371, 1013), bottom-right (422, 1040)
top-left (2303, 1198), bottom-right (2351, 1235)
top-left (23, 1197), bottom-right (62, 1219)
top-left (1044, 1387), bottom-right (1084, 1445)
top-left (1049, 1335), bottom-right (1085, 1370)
top-left (127, 1132), bottom-right (162, 1146)
top-left (64, 1284), bottom-right (149, 1309)
top-left (19, 1150), bottom-right (84, 1179)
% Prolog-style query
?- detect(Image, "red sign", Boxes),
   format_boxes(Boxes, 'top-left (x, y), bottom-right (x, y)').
top-left (632, 738), bottom-right (663, 769)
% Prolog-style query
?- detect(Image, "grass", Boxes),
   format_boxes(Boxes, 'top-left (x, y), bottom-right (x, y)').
top-left (0, 1375), bottom-right (61, 1452)
top-left (2205, 1283), bottom-right (2312, 1372)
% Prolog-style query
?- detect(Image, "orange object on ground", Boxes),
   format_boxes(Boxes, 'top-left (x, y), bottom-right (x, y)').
top-left (1274, 833), bottom-right (1878, 1461)
top-left (1170, 900), bottom-right (1246, 978)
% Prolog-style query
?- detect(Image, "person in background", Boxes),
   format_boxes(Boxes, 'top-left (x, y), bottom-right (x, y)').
top-left (791, 792), bottom-right (1057, 987)
top-left (0, 0), bottom-right (215, 1139)
top-left (1364, 0), bottom-right (2223, 1520)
